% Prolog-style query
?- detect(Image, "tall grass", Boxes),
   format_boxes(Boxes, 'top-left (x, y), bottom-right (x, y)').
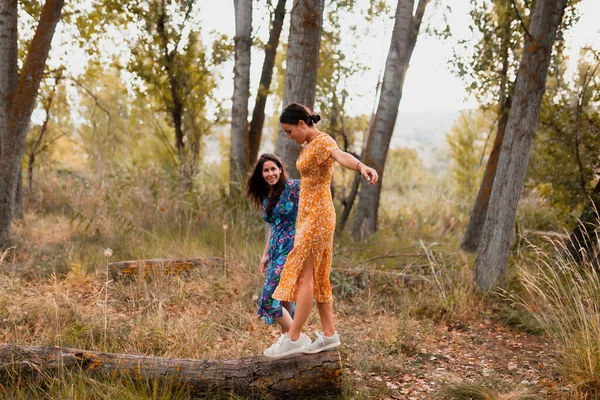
top-left (514, 233), bottom-right (600, 396)
top-left (1, 157), bottom-right (535, 398)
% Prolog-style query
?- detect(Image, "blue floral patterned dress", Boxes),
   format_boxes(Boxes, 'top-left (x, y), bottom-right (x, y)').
top-left (258, 179), bottom-right (300, 324)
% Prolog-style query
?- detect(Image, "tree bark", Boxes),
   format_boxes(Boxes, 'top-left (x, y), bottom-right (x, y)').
top-left (0, 0), bottom-right (64, 248)
top-left (0, 0), bottom-right (18, 155)
top-left (230, 0), bottom-right (253, 189)
top-left (461, 6), bottom-right (514, 253)
top-left (108, 257), bottom-right (225, 280)
top-left (13, 165), bottom-right (24, 220)
top-left (156, 1), bottom-right (188, 183)
top-left (461, 96), bottom-right (512, 252)
top-left (274, 0), bottom-right (325, 178)
top-left (352, 0), bottom-right (428, 239)
top-left (474, 0), bottom-right (568, 291)
top-left (247, 0), bottom-right (286, 170)
top-left (0, 344), bottom-right (342, 399)
top-left (28, 71), bottom-right (59, 197)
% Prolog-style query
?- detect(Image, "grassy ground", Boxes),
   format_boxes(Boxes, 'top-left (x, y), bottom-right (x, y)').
top-left (0, 165), bottom-right (591, 399)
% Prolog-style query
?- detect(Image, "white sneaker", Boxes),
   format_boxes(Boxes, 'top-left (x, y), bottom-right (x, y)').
top-left (304, 331), bottom-right (341, 354)
top-left (263, 333), bottom-right (311, 358)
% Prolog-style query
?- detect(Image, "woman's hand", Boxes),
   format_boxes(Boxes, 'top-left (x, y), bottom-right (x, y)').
top-left (359, 163), bottom-right (379, 185)
top-left (259, 255), bottom-right (269, 273)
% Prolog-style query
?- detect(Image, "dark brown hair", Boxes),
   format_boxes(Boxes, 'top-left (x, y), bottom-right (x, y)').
top-left (246, 153), bottom-right (289, 216)
top-left (279, 103), bottom-right (321, 126)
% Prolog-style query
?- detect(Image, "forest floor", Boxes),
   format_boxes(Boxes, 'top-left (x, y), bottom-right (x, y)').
top-left (0, 212), bottom-right (575, 399)
top-left (348, 317), bottom-right (564, 399)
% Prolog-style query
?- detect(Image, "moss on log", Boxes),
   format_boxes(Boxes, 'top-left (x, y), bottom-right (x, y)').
top-left (0, 344), bottom-right (342, 398)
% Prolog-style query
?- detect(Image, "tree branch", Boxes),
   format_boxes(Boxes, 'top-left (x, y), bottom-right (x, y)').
top-left (510, 0), bottom-right (531, 38)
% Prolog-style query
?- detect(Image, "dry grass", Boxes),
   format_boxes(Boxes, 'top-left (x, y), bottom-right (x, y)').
top-left (0, 164), bottom-right (565, 398)
top-left (512, 235), bottom-right (600, 398)
top-left (441, 381), bottom-right (540, 400)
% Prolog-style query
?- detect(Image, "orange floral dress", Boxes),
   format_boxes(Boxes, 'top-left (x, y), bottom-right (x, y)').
top-left (272, 133), bottom-right (339, 304)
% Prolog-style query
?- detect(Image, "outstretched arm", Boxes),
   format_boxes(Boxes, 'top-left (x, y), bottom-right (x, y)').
top-left (330, 149), bottom-right (379, 185)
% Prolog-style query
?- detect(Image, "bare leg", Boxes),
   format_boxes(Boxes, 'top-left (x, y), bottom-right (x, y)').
top-left (287, 254), bottom-right (314, 341)
top-left (274, 307), bottom-right (293, 333)
top-left (282, 301), bottom-right (293, 316)
top-left (316, 302), bottom-right (335, 337)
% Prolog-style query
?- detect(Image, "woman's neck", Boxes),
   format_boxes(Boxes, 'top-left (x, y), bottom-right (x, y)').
top-left (305, 128), bottom-right (321, 143)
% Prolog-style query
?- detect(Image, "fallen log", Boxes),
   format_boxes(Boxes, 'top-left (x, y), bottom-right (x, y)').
top-left (0, 344), bottom-right (342, 399)
top-left (108, 257), bottom-right (225, 280)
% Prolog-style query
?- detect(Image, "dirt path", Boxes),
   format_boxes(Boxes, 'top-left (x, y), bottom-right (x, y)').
top-left (346, 320), bottom-right (564, 399)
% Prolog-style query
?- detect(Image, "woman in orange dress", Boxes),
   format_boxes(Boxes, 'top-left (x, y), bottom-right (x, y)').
top-left (264, 103), bottom-right (378, 358)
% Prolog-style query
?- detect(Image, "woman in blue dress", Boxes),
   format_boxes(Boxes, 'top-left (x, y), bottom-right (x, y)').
top-left (246, 153), bottom-right (300, 332)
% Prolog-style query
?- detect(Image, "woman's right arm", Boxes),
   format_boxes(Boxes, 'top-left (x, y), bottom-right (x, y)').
top-left (259, 224), bottom-right (271, 273)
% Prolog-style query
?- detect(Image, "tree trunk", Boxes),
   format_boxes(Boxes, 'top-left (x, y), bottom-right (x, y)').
top-left (338, 172), bottom-right (361, 232)
top-left (156, 2), bottom-right (187, 184)
top-left (0, 344), bottom-right (342, 399)
top-left (461, 7), bottom-right (514, 253)
top-left (474, 0), bottom-right (568, 291)
top-left (247, 0), bottom-right (286, 170)
top-left (28, 151), bottom-right (35, 194)
top-left (13, 165), bottom-right (24, 220)
top-left (108, 257), bottom-right (225, 280)
top-left (230, 0), bottom-right (253, 189)
top-left (338, 78), bottom-right (381, 231)
top-left (461, 96), bottom-right (512, 252)
top-left (27, 73), bottom-right (57, 197)
top-left (274, 0), bottom-right (325, 178)
top-left (0, 0), bottom-right (64, 248)
top-left (352, 0), bottom-right (428, 239)
top-left (0, 0), bottom-right (18, 155)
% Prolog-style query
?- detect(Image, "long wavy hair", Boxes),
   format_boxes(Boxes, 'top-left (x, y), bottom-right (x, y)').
top-left (246, 153), bottom-right (289, 217)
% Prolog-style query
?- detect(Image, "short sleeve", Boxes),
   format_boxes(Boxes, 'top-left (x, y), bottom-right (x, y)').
top-left (313, 134), bottom-right (339, 165)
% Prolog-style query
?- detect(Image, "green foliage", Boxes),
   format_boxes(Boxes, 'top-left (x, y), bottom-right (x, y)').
top-left (123, 0), bottom-right (223, 182)
top-left (381, 147), bottom-right (424, 194)
top-left (446, 109), bottom-right (495, 205)
top-left (451, 0), bottom-right (525, 107)
top-left (528, 48), bottom-right (600, 224)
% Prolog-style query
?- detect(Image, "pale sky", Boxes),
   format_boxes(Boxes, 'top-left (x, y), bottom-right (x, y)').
top-left (46, 0), bottom-right (600, 119)
top-left (196, 0), bottom-right (600, 115)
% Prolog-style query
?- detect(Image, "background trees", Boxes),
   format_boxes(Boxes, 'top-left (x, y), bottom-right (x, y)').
top-left (0, 0), bottom-right (65, 247)
top-left (230, 0), bottom-right (253, 189)
top-left (125, 0), bottom-right (217, 188)
top-left (274, 0), bottom-right (325, 178)
top-left (353, 0), bottom-right (429, 238)
top-left (474, 0), bottom-right (569, 290)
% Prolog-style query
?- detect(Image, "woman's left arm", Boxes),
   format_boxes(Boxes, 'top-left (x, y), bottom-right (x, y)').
top-left (330, 149), bottom-right (379, 185)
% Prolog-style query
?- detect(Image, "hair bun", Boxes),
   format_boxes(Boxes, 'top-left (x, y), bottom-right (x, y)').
top-left (312, 114), bottom-right (321, 124)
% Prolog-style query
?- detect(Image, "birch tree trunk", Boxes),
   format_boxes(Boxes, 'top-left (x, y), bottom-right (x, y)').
top-left (0, 0), bottom-right (64, 248)
top-left (352, 0), bottom-right (428, 238)
top-left (230, 0), bottom-right (253, 189)
top-left (274, 0), bottom-right (325, 178)
top-left (474, 0), bottom-right (568, 291)
top-left (247, 0), bottom-right (286, 170)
